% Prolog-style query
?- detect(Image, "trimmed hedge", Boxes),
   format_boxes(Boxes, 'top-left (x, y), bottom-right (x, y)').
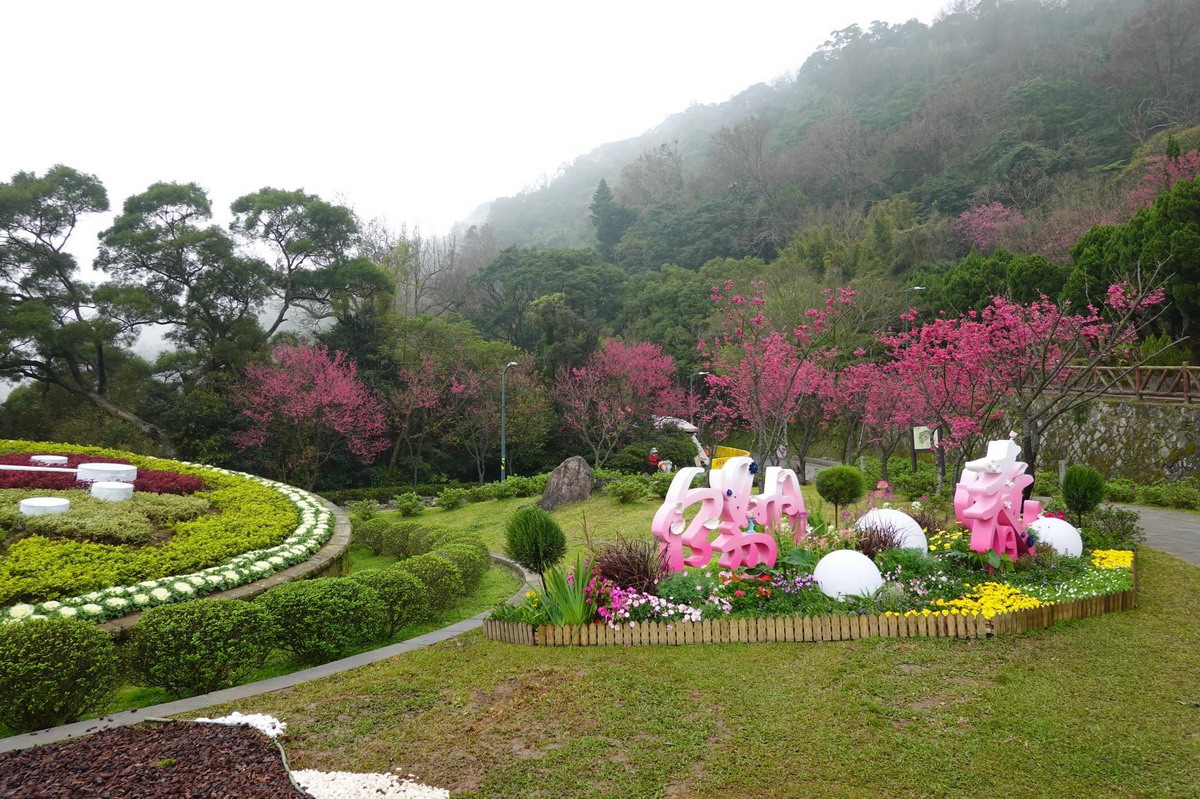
top-left (127, 598), bottom-right (276, 697)
top-left (349, 568), bottom-right (429, 636)
top-left (394, 553), bottom-right (464, 612)
top-left (255, 578), bottom-right (385, 665)
top-left (0, 618), bottom-right (119, 733)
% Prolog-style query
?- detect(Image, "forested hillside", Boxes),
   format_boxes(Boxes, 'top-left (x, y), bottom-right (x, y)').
top-left (3, 0), bottom-right (1198, 491)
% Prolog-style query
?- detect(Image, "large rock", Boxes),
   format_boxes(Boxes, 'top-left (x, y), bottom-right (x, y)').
top-left (538, 456), bottom-right (595, 511)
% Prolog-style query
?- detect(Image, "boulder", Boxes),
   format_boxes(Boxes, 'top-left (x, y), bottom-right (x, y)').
top-left (538, 456), bottom-right (595, 511)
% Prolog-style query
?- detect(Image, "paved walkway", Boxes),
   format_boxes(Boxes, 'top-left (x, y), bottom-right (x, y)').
top-left (0, 554), bottom-right (538, 754)
top-left (1120, 504), bottom-right (1200, 567)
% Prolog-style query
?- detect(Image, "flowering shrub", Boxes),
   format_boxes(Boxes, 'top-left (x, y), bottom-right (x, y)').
top-left (932, 582), bottom-right (1044, 619)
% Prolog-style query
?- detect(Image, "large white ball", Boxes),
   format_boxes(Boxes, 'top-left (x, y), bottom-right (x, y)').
top-left (1027, 516), bottom-right (1083, 558)
top-left (855, 508), bottom-right (928, 551)
top-left (814, 549), bottom-right (884, 601)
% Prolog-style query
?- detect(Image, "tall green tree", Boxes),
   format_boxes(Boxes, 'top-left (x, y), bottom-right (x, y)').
top-left (589, 179), bottom-right (636, 261)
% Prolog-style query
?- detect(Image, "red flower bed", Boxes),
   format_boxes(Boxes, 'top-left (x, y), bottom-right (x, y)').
top-left (0, 454), bottom-right (206, 494)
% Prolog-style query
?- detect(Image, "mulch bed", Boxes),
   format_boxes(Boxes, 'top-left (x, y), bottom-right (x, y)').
top-left (0, 722), bottom-right (306, 798)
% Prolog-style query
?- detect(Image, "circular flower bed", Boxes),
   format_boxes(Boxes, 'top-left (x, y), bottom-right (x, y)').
top-left (1, 441), bottom-right (334, 624)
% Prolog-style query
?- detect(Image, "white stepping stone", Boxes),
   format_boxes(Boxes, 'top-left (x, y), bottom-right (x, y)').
top-left (91, 481), bottom-right (134, 501)
top-left (30, 455), bottom-right (69, 466)
top-left (76, 463), bottom-right (137, 483)
top-left (19, 497), bottom-right (71, 516)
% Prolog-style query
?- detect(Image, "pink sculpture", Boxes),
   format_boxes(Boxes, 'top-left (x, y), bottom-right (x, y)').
top-left (650, 456), bottom-right (806, 572)
top-left (953, 437), bottom-right (1040, 563)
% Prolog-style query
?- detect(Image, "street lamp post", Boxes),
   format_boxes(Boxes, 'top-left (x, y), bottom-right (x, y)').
top-left (500, 361), bottom-right (518, 482)
top-left (687, 371), bottom-right (709, 425)
top-left (903, 286), bottom-right (926, 472)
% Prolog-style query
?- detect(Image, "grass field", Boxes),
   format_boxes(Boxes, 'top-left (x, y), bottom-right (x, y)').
top-left (182, 495), bottom-right (1200, 798)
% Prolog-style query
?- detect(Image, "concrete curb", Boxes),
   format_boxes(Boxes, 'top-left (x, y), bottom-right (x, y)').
top-left (0, 553), bottom-right (537, 754)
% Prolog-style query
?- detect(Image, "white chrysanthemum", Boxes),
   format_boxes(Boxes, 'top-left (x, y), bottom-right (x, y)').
top-left (223, 571), bottom-right (239, 582)
top-left (41, 600), bottom-right (62, 611)
top-left (172, 582), bottom-right (194, 595)
top-left (151, 587), bottom-right (171, 601)
top-left (252, 561), bottom-right (271, 572)
top-left (205, 575), bottom-right (224, 585)
top-left (268, 556), bottom-right (285, 566)
top-left (80, 603), bottom-right (103, 616)
top-left (82, 591), bottom-right (102, 601)
top-left (187, 575), bottom-right (206, 587)
top-left (133, 594), bottom-right (150, 606)
top-left (8, 604), bottom-right (35, 620)
top-left (103, 597), bottom-right (128, 609)
top-left (57, 606), bottom-right (78, 618)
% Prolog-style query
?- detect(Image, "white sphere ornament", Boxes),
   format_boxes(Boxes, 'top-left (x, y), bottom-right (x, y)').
top-left (76, 463), bottom-right (137, 483)
top-left (30, 455), bottom-right (69, 466)
top-left (1026, 516), bottom-right (1083, 558)
top-left (855, 508), bottom-right (928, 551)
top-left (91, 481), bottom-right (134, 501)
top-left (814, 549), bottom-right (884, 601)
top-left (19, 497), bottom-right (71, 516)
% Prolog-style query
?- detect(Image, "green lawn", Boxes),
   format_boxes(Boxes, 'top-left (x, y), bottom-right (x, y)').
top-left (179, 497), bottom-right (1200, 798)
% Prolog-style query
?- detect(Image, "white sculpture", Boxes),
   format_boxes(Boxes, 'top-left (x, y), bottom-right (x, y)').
top-left (814, 549), bottom-right (883, 600)
top-left (91, 481), bottom-right (134, 502)
top-left (1026, 516), bottom-right (1083, 558)
top-left (76, 463), bottom-right (137, 483)
top-left (19, 497), bottom-right (71, 516)
top-left (855, 508), bottom-right (928, 551)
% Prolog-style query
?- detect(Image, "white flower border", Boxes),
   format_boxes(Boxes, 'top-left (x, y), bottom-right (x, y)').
top-left (3, 464), bottom-right (335, 624)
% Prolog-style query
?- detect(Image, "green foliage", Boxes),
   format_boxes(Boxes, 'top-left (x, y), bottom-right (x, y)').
top-left (861, 457), bottom-right (941, 500)
top-left (128, 598), bottom-right (275, 696)
top-left (1104, 478), bottom-right (1139, 503)
top-left (1080, 505), bottom-right (1145, 550)
top-left (349, 568), bottom-right (429, 636)
top-left (814, 466), bottom-right (867, 518)
top-left (435, 487), bottom-right (467, 511)
top-left (540, 554), bottom-right (592, 626)
top-left (855, 524), bottom-right (905, 561)
top-left (0, 618), bottom-right (119, 733)
top-left (393, 491), bottom-right (424, 517)
top-left (347, 499), bottom-right (382, 522)
top-left (608, 432), bottom-right (699, 475)
top-left (255, 578), bottom-right (385, 665)
top-left (1033, 470), bottom-right (1061, 497)
top-left (1062, 465), bottom-right (1106, 524)
top-left (655, 569), bottom-right (719, 608)
top-left (504, 506), bottom-right (566, 582)
top-left (432, 543), bottom-right (490, 594)
top-left (606, 476), bottom-right (649, 504)
top-left (394, 553), bottom-right (465, 611)
top-left (875, 547), bottom-right (941, 578)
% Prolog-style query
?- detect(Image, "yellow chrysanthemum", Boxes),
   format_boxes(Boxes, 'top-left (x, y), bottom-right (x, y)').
top-left (1091, 549), bottom-right (1134, 570)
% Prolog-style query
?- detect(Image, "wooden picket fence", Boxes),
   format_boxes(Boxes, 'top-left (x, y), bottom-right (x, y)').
top-left (483, 585), bottom-right (1138, 647)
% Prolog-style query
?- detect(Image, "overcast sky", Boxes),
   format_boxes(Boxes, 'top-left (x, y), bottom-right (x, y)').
top-left (3, 0), bottom-right (949, 241)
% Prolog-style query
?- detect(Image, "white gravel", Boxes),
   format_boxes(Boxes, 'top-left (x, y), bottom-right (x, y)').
top-left (292, 769), bottom-right (451, 798)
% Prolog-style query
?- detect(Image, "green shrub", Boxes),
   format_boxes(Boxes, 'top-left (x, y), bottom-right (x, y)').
top-left (397, 522), bottom-right (454, 560)
top-left (255, 578), bottom-right (385, 664)
top-left (0, 618), bottom-right (120, 733)
top-left (432, 543), bottom-right (490, 593)
top-left (1104, 478), bottom-right (1139, 503)
top-left (351, 516), bottom-right (391, 554)
top-left (861, 457), bottom-right (941, 499)
top-left (393, 492), bottom-right (424, 517)
top-left (1160, 479), bottom-right (1200, 510)
top-left (393, 553), bottom-right (464, 611)
top-left (1062, 465), bottom-right (1106, 525)
top-left (1081, 505), bottom-right (1145, 549)
top-left (504, 506), bottom-right (566, 586)
top-left (128, 598), bottom-right (275, 696)
top-left (875, 547), bottom-right (941, 578)
top-left (347, 499), bottom-right (382, 522)
top-left (465, 484), bottom-right (495, 503)
top-left (436, 487), bottom-right (467, 511)
top-left (655, 569), bottom-right (719, 608)
top-left (608, 432), bottom-right (698, 474)
top-left (648, 471), bottom-right (676, 499)
top-left (349, 568), bottom-right (429, 636)
top-left (814, 466), bottom-right (867, 520)
top-left (1033, 470), bottom-right (1060, 497)
top-left (606, 476), bottom-right (649, 504)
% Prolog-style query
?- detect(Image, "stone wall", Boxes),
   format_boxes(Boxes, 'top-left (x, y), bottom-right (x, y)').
top-left (1038, 400), bottom-right (1200, 482)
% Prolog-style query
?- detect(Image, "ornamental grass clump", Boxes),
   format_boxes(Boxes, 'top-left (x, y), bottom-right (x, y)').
top-left (255, 578), bottom-right (385, 665)
top-left (504, 506), bottom-right (566, 589)
top-left (855, 523), bottom-right (905, 560)
top-left (0, 617), bottom-right (120, 733)
top-left (128, 598), bottom-right (276, 697)
top-left (589, 535), bottom-right (666, 593)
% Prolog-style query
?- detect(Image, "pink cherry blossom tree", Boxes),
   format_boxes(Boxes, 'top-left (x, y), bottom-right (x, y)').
top-left (701, 281), bottom-right (854, 477)
top-left (837, 362), bottom-right (917, 485)
top-left (554, 338), bottom-right (685, 468)
top-left (234, 343), bottom-right (388, 489)
top-left (952, 202), bottom-right (1028, 252)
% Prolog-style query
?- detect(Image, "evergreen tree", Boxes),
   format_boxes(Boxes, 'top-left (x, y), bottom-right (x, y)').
top-left (589, 179), bottom-right (636, 261)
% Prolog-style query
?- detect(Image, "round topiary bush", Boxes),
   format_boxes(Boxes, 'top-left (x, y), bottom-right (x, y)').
top-left (0, 618), bottom-right (120, 733)
top-left (433, 542), bottom-right (490, 593)
top-left (606, 476), bottom-right (649, 504)
top-left (349, 568), bottom-right (430, 636)
top-left (392, 491), bottom-right (425, 517)
top-left (504, 506), bottom-right (566, 588)
top-left (1062, 464), bottom-right (1106, 525)
top-left (255, 578), bottom-right (385, 665)
top-left (127, 598), bottom-right (276, 697)
top-left (393, 553), bottom-right (464, 612)
top-left (815, 465), bottom-right (868, 521)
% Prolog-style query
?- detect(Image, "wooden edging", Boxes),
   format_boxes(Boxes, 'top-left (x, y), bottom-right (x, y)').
top-left (484, 562), bottom-right (1139, 647)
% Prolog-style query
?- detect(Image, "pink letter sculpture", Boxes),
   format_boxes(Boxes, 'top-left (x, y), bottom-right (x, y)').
top-left (953, 437), bottom-right (1040, 562)
top-left (650, 456), bottom-right (807, 572)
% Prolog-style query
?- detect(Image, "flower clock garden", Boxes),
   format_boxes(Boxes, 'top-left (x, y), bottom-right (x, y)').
top-left (488, 439), bottom-right (1139, 646)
